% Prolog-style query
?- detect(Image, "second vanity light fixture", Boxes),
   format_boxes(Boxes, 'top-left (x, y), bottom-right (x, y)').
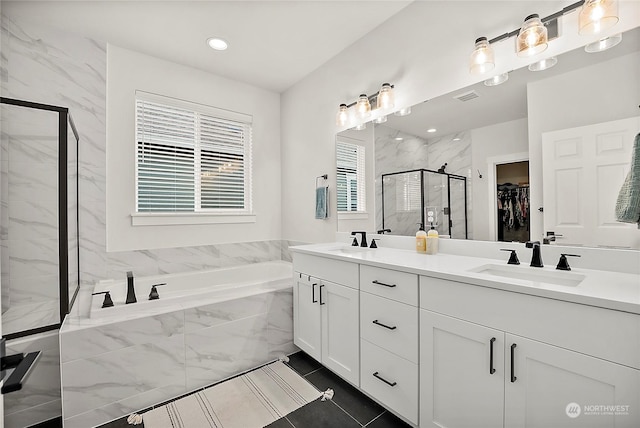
top-left (336, 83), bottom-right (395, 127)
top-left (469, 0), bottom-right (619, 76)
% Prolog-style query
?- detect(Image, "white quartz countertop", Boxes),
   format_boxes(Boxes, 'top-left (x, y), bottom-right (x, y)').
top-left (290, 243), bottom-right (640, 314)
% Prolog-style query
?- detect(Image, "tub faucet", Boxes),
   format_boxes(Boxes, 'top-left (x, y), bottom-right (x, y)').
top-left (126, 271), bottom-right (137, 304)
top-left (525, 241), bottom-right (543, 268)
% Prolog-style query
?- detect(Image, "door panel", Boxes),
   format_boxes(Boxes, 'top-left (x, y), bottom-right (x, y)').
top-left (542, 117), bottom-right (640, 248)
top-left (293, 275), bottom-right (321, 361)
top-left (420, 310), bottom-right (504, 428)
top-left (505, 334), bottom-right (640, 428)
top-left (321, 281), bottom-right (359, 386)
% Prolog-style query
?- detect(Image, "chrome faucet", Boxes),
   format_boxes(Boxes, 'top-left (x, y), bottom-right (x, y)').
top-left (126, 271), bottom-right (137, 304)
top-left (351, 231), bottom-right (368, 248)
top-left (525, 241), bottom-right (543, 268)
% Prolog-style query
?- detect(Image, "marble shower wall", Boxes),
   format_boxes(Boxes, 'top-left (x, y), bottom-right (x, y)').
top-left (375, 125), bottom-right (473, 238)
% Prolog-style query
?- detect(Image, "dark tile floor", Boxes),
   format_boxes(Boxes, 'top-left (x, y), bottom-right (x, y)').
top-left (97, 351), bottom-right (412, 428)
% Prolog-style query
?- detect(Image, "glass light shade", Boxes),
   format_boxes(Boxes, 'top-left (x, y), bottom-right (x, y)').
top-left (584, 33), bottom-right (622, 52)
top-left (373, 115), bottom-right (387, 124)
top-left (579, 0), bottom-right (619, 35)
top-left (484, 73), bottom-right (509, 86)
top-left (528, 56), bottom-right (558, 71)
top-left (336, 104), bottom-right (349, 126)
top-left (355, 123), bottom-right (366, 131)
top-left (469, 37), bottom-right (495, 75)
top-left (377, 83), bottom-right (395, 109)
top-left (516, 14), bottom-right (548, 57)
top-left (356, 94), bottom-right (371, 118)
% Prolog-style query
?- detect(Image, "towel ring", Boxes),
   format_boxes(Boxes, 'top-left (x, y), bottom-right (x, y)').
top-left (316, 174), bottom-right (328, 188)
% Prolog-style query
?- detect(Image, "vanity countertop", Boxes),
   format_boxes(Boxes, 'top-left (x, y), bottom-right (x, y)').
top-left (290, 243), bottom-right (640, 314)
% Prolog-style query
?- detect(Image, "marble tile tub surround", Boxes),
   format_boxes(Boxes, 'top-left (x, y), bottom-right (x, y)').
top-left (335, 232), bottom-right (640, 276)
top-left (61, 286), bottom-right (296, 428)
top-left (4, 332), bottom-right (62, 428)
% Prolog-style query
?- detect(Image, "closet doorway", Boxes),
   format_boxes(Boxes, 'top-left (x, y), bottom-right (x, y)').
top-left (496, 161), bottom-right (530, 243)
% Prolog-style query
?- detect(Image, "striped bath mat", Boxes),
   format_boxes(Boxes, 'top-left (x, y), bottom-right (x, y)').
top-left (142, 361), bottom-right (322, 428)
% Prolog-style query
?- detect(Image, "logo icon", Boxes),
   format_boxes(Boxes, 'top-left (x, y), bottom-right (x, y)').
top-left (566, 402), bottom-right (581, 418)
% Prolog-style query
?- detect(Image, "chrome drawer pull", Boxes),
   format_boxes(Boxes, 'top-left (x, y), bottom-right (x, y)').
top-left (372, 320), bottom-right (397, 330)
top-left (373, 371), bottom-right (397, 387)
top-left (372, 280), bottom-right (396, 288)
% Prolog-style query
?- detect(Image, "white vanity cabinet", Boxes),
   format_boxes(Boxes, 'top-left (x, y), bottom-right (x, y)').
top-left (292, 253), bottom-right (360, 386)
top-left (419, 276), bottom-right (640, 428)
top-left (359, 265), bottom-right (419, 425)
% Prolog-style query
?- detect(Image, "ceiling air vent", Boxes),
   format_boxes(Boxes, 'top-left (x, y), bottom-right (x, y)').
top-left (453, 90), bottom-right (479, 102)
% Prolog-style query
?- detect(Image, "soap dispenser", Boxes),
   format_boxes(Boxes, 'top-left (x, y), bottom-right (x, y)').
top-left (426, 223), bottom-right (439, 255)
top-left (416, 223), bottom-right (427, 253)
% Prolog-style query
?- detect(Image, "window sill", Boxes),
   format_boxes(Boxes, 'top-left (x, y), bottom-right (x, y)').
top-left (131, 212), bottom-right (256, 226)
top-left (337, 212), bottom-right (369, 220)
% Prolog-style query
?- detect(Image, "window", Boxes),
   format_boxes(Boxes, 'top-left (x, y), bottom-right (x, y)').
top-left (135, 92), bottom-right (252, 216)
top-left (336, 141), bottom-right (365, 212)
top-left (397, 172), bottom-right (421, 212)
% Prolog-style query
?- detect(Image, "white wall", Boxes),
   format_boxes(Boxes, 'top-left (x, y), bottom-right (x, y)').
top-left (107, 45), bottom-right (282, 251)
top-left (527, 51), bottom-right (640, 241)
top-left (471, 118), bottom-right (529, 242)
top-left (281, 1), bottom-right (640, 243)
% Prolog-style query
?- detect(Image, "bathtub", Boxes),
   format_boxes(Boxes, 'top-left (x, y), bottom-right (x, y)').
top-left (90, 260), bottom-right (293, 319)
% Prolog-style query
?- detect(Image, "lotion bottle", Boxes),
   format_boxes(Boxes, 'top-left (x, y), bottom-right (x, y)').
top-left (426, 223), bottom-right (439, 255)
top-left (416, 223), bottom-right (427, 253)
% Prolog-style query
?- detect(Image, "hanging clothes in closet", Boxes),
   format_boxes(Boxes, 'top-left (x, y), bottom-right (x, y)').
top-left (497, 183), bottom-right (530, 243)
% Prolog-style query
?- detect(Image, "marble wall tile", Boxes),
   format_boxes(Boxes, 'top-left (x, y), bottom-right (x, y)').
top-left (185, 314), bottom-right (269, 391)
top-left (4, 399), bottom-right (61, 428)
top-left (8, 273), bottom-right (58, 304)
top-left (2, 300), bottom-right (58, 335)
top-left (8, 237), bottom-right (59, 279)
top-left (184, 293), bottom-right (269, 332)
top-left (154, 245), bottom-right (221, 275)
top-left (61, 310), bottom-right (184, 363)
top-left (62, 333), bottom-right (185, 418)
top-left (267, 288), bottom-right (296, 360)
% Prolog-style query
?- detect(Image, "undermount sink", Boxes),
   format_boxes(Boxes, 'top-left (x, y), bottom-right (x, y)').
top-left (329, 245), bottom-right (374, 254)
top-left (468, 264), bottom-right (585, 287)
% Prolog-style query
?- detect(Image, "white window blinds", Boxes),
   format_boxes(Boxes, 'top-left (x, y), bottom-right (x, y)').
top-left (135, 92), bottom-right (252, 214)
top-left (336, 141), bottom-right (366, 212)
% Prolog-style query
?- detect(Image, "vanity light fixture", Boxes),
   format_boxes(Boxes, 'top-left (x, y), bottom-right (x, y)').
top-left (484, 72), bottom-right (509, 86)
top-left (207, 37), bottom-right (228, 51)
top-left (528, 56), bottom-right (558, 71)
top-left (516, 14), bottom-right (548, 57)
top-left (469, 37), bottom-right (495, 75)
top-left (373, 115), bottom-right (388, 124)
top-left (394, 106), bottom-right (412, 117)
top-left (355, 123), bottom-right (367, 131)
top-left (336, 104), bottom-right (349, 126)
top-left (584, 32), bottom-right (622, 52)
top-left (468, 1), bottom-right (620, 74)
top-left (579, 0), bottom-right (619, 35)
top-left (336, 83), bottom-right (395, 126)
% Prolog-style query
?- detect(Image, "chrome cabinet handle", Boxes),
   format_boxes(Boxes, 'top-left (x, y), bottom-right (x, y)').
top-left (372, 280), bottom-right (396, 288)
top-left (373, 371), bottom-right (397, 387)
top-left (372, 320), bottom-right (397, 330)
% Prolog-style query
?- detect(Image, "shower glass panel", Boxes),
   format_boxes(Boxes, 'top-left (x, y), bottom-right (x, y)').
top-left (381, 169), bottom-right (467, 238)
top-left (0, 98), bottom-right (79, 339)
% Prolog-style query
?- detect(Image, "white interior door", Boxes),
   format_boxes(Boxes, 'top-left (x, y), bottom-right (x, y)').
top-left (542, 117), bottom-right (640, 249)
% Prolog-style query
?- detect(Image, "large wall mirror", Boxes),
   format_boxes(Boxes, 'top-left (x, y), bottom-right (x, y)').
top-left (337, 26), bottom-right (640, 250)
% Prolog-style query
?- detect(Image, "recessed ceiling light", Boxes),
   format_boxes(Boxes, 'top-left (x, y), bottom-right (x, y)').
top-left (207, 37), bottom-right (228, 51)
top-left (427, 128), bottom-right (437, 133)
top-left (394, 137), bottom-right (404, 141)
top-left (452, 137), bottom-right (461, 141)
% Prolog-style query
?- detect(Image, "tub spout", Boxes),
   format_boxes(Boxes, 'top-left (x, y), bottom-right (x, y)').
top-left (126, 271), bottom-right (137, 304)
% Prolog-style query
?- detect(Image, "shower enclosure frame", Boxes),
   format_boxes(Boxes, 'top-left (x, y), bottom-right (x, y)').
top-left (381, 168), bottom-right (468, 238)
top-left (1, 97), bottom-right (80, 340)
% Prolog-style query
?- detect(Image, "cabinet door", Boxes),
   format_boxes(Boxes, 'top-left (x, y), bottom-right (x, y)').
top-left (505, 334), bottom-right (640, 428)
top-left (293, 275), bottom-right (321, 361)
top-left (420, 310), bottom-right (505, 428)
top-left (321, 280), bottom-right (360, 386)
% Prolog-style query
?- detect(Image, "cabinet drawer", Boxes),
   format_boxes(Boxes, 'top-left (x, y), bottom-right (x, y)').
top-left (361, 292), bottom-right (418, 364)
top-left (360, 339), bottom-right (418, 425)
top-left (360, 265), bottom-right (418, 305)
top-left (293, 253), bottom-right (359, 289)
